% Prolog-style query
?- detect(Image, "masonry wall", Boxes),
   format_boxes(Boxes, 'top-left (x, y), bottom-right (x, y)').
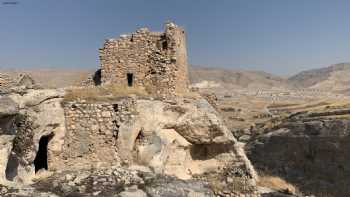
top-left (62, 98), bottom-right (136, 168)
top-left (99, 22), bottom-right (189, 96)
top-left (0, 74), bottom-right (15, 94)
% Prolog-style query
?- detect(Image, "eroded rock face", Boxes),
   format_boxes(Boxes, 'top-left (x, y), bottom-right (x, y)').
top-left (248, 113), bottom-right (350, 197)
top-left (0, 96), bottom-right (18, 135)
top-left (0, 89), bottom-right (67, 184)
top-left (0, 96), bottom-right (18, 118)
top-left (165, 99), bottom-right (235, 144)
top-left (116, 98), bottom-right (244, 180)
top-left (0, 136), bottom-right (14, 183)
top-left (0, 167), bottom-right (215, 197)
top-left (113, 98), bottom-right (259, 196)
top-left (0, 88), bottom-right (260, 196)
top-left (0, 96), bottom-right (19, 183)
top-left (59, 96), bottom-right (259, 195)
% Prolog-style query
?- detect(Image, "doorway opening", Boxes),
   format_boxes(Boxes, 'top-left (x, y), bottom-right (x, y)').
top-left (162, 41), bottom-right (168, 50)
top-left (34, 133), bottom-right (54, 173)
top-left (127, 73), bottom-right (134, 87)
top-left (5, 153), bottom-right (19, 181)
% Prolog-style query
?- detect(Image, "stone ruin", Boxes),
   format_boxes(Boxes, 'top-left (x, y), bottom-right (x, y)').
top-left (99, 22), bottom-right (190, 96)
top-left (0, 73), bottom-right (37, 94)
top-left (0, 74), bottom-right (16, 94)
top-left (0, 22), bottom-right (265, 197)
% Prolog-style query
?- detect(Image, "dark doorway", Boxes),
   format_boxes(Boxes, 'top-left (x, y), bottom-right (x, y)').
top-left (127, 73), bottom-right (133, 87)
top-left (34, 133), bottom-right (54, 173)
top-left (93, 69), bottom-right (102, 86)
top-left (5, 153), bottom-right (19, 181)
top-left (162, 41), bottom-right (168, 50)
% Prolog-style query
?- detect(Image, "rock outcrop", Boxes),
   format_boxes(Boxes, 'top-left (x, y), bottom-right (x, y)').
top-left (248, 110), bottom-right (350, 197)
top-left (0, 96), bottom-right (19, 184)
top-left (0, 73), bottom-right (39, 95)
top-left (0, 89), bottom-right (67, 185)
top-left (0, 86), bottom-right (261, 196)
top-left (0, 166), bottom-right (215, 196)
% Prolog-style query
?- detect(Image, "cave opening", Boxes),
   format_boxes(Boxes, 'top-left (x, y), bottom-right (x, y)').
top-left (34, 133), bottom-right (54, 173)
top-left (5, 152), bottom-right (19, 181)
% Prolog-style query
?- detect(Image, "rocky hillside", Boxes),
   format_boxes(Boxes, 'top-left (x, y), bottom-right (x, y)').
top-left (288, 63), bottom-right (350, 93)
top-left (247, 103), bottom-right (350, 197)
top-left (0, 82), bottom-right (267, 196)
top-left (190, 66), bottom-right (289, 90)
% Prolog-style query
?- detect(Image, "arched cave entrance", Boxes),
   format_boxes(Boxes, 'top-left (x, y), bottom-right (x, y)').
top-left (34, 133), bottom-right (54, 173)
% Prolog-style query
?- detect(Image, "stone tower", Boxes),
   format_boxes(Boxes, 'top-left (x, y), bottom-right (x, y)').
top-left (99, 22), bottom-right (189, 96)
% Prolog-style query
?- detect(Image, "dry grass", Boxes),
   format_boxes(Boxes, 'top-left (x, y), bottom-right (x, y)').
top-left (63, 85), bottom-right (148, 102)
top-left (257, 175), bottom-right (296, 194)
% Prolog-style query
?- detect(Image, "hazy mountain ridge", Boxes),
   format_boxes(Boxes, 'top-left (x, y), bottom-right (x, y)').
top-left (288, 63), bottom-right (350, 89)
top-left (189, 66), bottom-right (289, 89)
top-left (1, 66), bottom-right (289, 89)
top-left (2, 64), bottom-right (350, 94)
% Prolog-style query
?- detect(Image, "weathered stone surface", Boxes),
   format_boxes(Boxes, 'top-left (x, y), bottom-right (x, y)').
top-left (0, 96), bottom-right (18, 135)
top-left (119, 185), bottom-right (147, 197)
top-left (0, 89), bottom-right (67, 184)
top-left (27, 167), bottom-right (214, 197)
top-left (0, 73), bottom-right (16, 94)
top-left (0, 96), bottom-right (18, 118)
top-left (166, 99), bottom-right (235, 144)
top-left (0, 87), bottom-right (259, 197)
top-left (248, 113), bottom-right (350, 197)
top-left (9, 89), bottom-right (64, 108)
top-left (61, 97), bottom-right (257, 192)
top-left (143, 175), bottom-right (214, 197)
top-left (16, 74), bottom-right (37, 89)
top-left (100, 22), bottom-right (189, 96)
top-left (0, 135), bottom-right (14, 183)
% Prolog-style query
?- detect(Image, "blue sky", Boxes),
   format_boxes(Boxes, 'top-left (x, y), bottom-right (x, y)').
top-left (1, 0), bottom-right (350, 75)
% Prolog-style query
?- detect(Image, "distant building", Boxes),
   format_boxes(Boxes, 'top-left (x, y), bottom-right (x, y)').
top-left (99, 22), bottom-right (189, 96)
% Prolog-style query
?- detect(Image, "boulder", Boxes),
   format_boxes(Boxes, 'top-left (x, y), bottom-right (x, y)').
top-left (9, 89), bottom-right (64, 109)
top-left (0, 96), bottom-right (18, 118)
top-left (164, 99), bottom-right (235, 145)
top-left (116, 98), bottom-right (256, 184)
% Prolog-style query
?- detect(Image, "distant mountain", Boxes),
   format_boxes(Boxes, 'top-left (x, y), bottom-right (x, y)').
top-left (3, 63), bottom-right (350, 94)
top-left (189, 66), bottom-right (289, 89)
top-left (0, 66), bottom-right (289, 90)
top-left (288, 63), bottom-right (350, 93)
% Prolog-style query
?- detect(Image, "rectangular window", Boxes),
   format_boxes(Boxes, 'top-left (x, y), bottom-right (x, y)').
top-left (127, 73), bottom-right (133, 87)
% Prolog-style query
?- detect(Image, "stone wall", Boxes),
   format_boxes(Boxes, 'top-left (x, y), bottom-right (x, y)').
top-left (62, 98), bottom-right (137, 169)
top-left (0, 74), bottom-right (15, 94)
top-left (99, 22), bottom-right (189, 96)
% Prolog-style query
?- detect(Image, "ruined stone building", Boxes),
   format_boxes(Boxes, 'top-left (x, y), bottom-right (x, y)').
top-left (0, 74), bottom-right (15, 94)
top-left (99, 22), bottom-right (190, 96)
